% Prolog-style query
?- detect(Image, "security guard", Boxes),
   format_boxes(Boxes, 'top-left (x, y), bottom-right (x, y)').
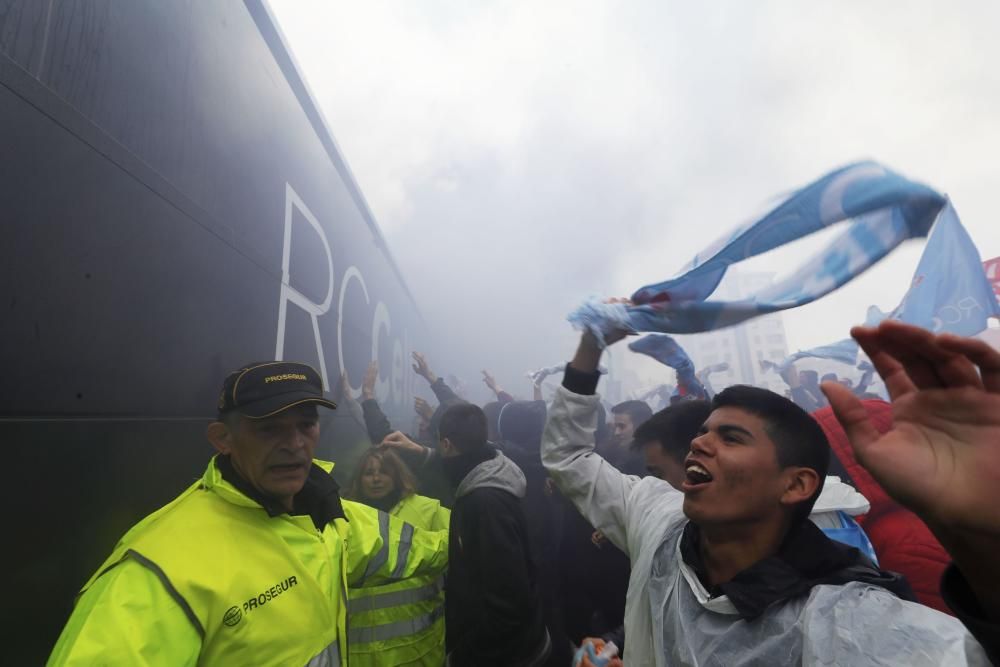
top-left (345, 448), bottom-right (452, 666)
top-left (48, 361), bottom-right (449, 666)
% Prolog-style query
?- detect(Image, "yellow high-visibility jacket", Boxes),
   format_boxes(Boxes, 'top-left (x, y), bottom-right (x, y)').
top-left (47, 458), bottom-right (449, 666)
top-left (348, 493), bottom-right (451, 666)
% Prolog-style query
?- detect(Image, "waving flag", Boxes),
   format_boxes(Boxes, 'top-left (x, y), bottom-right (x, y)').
top-left (980, 255), bottom-right (1000, 306)
top-left (890, 204), bottom-right (1000, 336)
top-left (568, 162), bottom-right (946, 342)
top-left (785, 339), bottom-right (861, 367)
top-left (628, 334), bottom-right (707, 400)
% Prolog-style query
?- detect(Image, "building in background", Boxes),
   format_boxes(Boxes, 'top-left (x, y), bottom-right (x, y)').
top-left (679, 271), bottom-right (790, 395)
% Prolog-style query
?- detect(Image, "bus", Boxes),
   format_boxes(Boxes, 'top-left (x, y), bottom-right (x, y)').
top-left (0, 2), bottom-right (425, 661)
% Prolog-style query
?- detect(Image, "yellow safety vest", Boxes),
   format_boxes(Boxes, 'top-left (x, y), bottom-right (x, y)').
top-left (348, 494), bottom-right (451, 666)
top-left (48, 458), bottom-right (449, 666)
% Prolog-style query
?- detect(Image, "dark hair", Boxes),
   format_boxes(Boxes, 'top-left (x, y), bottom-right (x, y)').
top-left (611, 400), bottom-right (654, 429)
top-left (438, 403), bottom-right (488, 454)
top-left (497, 400), bottom-right (547, 446)
top-left (711, 385), bottom-right (830, 524)
top-left (632, 400), bottom-right (712, 465)
top-left (346, 448), bottom-right (417, 503)
top-left (430, 397), bottom-right (467, 441)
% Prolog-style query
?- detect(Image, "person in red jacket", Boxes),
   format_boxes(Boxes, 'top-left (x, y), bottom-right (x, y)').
top-left (812, 400), bottom-right (953, 614)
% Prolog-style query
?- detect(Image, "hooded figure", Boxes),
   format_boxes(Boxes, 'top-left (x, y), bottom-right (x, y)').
top-left (497, 400), bottom-right (572, 666)
top-left (438, 403), bottom-right (551, 667)
top-left (498, 401), bottom-right (553, 557)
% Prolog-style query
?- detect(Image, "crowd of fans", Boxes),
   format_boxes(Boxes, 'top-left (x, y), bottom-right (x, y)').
top-left (49, 319), bottom-right (1000, 665)
top-left (329, 320), bottom-right (998, 665)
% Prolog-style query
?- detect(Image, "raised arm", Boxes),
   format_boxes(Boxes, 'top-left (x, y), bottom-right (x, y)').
top-left (542, 330), bottom-right (640, 553)
top-left (343, 500), bottom-right (448, 587)
top-left (360, 363), bottom-right (394, 446)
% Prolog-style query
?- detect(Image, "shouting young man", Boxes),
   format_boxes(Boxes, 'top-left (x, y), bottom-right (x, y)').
top-left (542, 330), bottom-right (987, 666)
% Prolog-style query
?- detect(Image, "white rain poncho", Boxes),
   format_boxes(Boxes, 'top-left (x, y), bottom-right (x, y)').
top-left (541, 385), bottom-right (989, 666)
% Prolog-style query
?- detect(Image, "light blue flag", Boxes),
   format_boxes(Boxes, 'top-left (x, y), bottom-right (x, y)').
top-left (628, 334), bottom-right (707, 399)
top-left (569, 162), bottom-right (946, 341)
top-left (890, 203), bottom-right (1000, 336)
top-left (786, 338), bottom-right (861, 366)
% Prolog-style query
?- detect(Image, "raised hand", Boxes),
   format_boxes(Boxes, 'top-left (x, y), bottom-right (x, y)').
top-left (414, 396), bottom-right (435, 422)
top-left (411, 351), bottom-right (438, 384)
top-left (572, 323), bottom-right (630, 374)
top-left (361, 361), bottom-right (378, 401)
top-left (822, 321), bottom-right (1000, 533)
top-left (482, 370), bottom-right (500, 395)
top-left (822, 320), bottom-right (1000, 620)
top-left (381, 430), bottom-right (424, 455)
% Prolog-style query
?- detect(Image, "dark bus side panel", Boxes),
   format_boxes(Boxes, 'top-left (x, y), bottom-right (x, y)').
top-left (0, 1), bottom-right (423, 661)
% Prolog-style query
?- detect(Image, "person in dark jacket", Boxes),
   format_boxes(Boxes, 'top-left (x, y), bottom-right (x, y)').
top-left (437, 402), bottom-right (551, 666)
top-left (497, 400), bottom-right (572, 665)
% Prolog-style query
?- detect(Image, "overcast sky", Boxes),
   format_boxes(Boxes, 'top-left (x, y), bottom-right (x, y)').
top-left (270, 0), bottom-right (1000, 401)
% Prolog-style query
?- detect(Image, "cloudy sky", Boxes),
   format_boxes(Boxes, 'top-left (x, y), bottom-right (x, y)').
top-left (269, 0), bottom-right (1000, 400)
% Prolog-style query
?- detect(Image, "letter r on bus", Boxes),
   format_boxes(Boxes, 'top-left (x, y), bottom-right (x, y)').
top-left (275, 183), bottom-right (335, 390)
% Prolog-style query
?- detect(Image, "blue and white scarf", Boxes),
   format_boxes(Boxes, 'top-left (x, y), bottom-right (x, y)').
top-left (628, 334), bottom-right (707, 400)
top-left (568, 162), bottom-right (946, 342)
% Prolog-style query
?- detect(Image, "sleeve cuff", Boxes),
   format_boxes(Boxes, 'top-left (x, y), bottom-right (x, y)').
top-left (562, 363), bottom-right (601, 395)
top-left (940, 563), bottom-right (1000, 664)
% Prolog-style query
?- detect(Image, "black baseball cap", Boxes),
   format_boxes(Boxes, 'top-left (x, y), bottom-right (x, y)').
top-left (217, 361), bottom-right (337, 419)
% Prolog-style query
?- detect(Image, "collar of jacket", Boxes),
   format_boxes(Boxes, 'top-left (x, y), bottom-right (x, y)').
top-left (442, 443), bottom-right (496, 489)
top-left (679, 518), bottom-right (915, 619)
top-left (366, 488), bottom-right (404, 514)
top-left (211, 455), bottom-right (347, 530)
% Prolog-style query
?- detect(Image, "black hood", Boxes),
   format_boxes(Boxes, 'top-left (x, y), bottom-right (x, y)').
top-left (429, 397), bottom-right (466, 441)
top-left (498, 400), bottom-right (547, 446)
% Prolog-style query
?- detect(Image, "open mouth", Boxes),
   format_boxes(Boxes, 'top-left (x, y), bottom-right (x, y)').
top-left (684, 462), bottom-right (713, 487)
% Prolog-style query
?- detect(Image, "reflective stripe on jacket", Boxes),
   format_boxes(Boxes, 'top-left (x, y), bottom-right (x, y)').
top-left (348, 494), bottom-right (450, 666)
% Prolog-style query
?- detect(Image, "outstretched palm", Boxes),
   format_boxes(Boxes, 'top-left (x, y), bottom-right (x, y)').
top-left (822, 320), bottom-right (1000, 535)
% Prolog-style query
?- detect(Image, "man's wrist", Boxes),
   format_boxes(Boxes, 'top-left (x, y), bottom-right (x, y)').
top-left (569, 333), bottom-right (603, 373)
top-left (563, 363), bottom-right (601, 395)
top-left (925, 521), bottom-right (1000, 620)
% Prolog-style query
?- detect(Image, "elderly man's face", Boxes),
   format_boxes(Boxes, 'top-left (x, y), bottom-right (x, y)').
top-left (212, 404), bottom-right (319, 508)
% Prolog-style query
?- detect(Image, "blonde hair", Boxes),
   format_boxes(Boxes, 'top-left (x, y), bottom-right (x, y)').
top-left (346, 447), bottom-right (418, 503)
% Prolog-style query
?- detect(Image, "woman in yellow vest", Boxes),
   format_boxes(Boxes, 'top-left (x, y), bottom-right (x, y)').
top-left (345, 447), bottom-right (450, 666)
